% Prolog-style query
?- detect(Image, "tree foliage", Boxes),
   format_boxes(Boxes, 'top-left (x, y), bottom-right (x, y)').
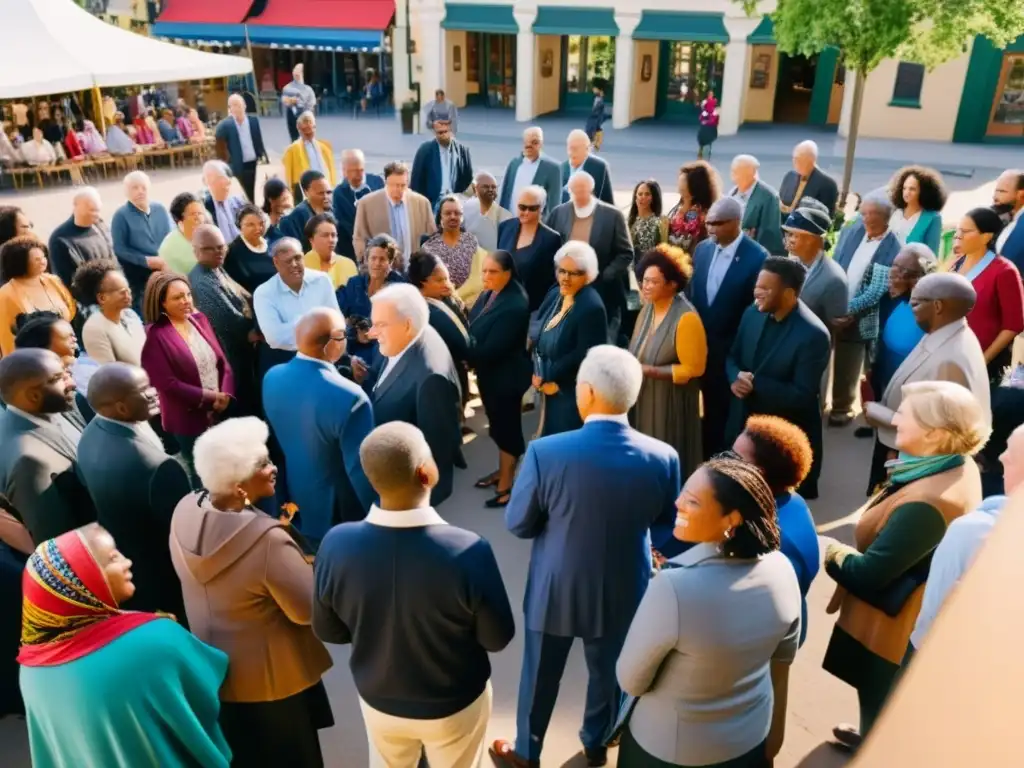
top-left (739, 0), bottom-right (1024, 73)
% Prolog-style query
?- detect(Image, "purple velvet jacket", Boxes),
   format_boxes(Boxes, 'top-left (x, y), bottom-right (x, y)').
top-left (141, 312), bottom-right (235, 436)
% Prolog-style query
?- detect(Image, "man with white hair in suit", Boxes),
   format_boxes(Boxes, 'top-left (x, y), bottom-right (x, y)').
top-left (47, 186), bottom-right (115, 287)
top-left (491, 345), bottom-right (679, 768)
top-left (779, 140), bottom-right (839, 218)
top-left (214, 93), bottom-right (266, 203)
top-left (729, 154), bottom-right (785, 255)
top-left (364, 283), bottom-right (464, 506)
top-left (560, 129), bottom-right (615, 206)
top-left (202, 160), bottom-right (248, 245)
top-left (500, 127), bottom-right (563, 216)
top-left (110, 171), bottom-right (173, 305)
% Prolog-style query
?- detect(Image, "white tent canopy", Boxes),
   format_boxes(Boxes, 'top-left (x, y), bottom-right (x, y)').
top-left (0, 0), bottom-right (253, 99)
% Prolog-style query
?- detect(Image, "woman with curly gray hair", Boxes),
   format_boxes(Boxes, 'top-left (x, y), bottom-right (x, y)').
top-left (169, 416), bottom-right (334, 768)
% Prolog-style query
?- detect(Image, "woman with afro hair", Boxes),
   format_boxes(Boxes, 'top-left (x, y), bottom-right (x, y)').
top-left (887, 165), bottom-right (948, 253)
top-left (732, 414), bottom-right (820, 646)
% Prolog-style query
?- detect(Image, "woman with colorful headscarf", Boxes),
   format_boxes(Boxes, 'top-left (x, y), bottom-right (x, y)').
top-left (19, 524), bottom-right (232, 768)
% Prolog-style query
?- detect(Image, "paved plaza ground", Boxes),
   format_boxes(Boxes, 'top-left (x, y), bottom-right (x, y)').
top-left (0, 111), bottom-right (1018, 766)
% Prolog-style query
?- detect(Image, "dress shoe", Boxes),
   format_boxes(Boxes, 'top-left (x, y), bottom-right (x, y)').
top-left (831, 723), bottom-right (862, 751)
top-left (584, 746), bottom-right (608, 766)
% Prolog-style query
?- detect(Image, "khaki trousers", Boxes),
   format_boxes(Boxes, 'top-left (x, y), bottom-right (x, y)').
top-left (360, 682), bottom-right (492, 768)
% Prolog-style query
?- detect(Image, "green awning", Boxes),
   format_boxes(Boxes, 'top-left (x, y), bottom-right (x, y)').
top-left (633, 11), bottom-right (728, 43)
top-left (533, 7), bottom-right (618, 36)
top-left (748, 16), bottom-right (775, 44)
top-left (442, 3), bottom-right (517, 34)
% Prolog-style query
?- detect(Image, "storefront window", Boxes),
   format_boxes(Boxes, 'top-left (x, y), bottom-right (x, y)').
top-left (993, 55), bottom-right (1024, 125)
top-left (566, 35), bottom-right (615, 94)
top-left (664, 42), bottom-right (725, 104)
top-left (467, 33), bottom-right (480, 86)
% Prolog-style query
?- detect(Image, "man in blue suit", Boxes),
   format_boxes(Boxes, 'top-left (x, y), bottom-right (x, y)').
top-left (726, 257), bottom-right (831, 498)
top-left (263, 307), bottom-right (375, 546)
top-left (994, 169), bottom-right (1024, 272)
top-left (410, 120), bottom-right (473, 209)
top-left (332, 148), bottom-right (384, 261)
top-left (560, 129), bottom-right (614, 206)
top-left (491, 346), bottom-right (680, 768)
top-left (688, 197), bottom-right (768, 457)
top-left (213, 94), bottom-right (267, 203)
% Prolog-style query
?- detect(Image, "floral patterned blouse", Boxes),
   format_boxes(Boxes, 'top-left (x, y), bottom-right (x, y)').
top-left (667, 204), bottom-right (708, 254)
top-left (422, 231), bottom-right (478, 288)
top-left (630, 215), bottom-right (666, 254)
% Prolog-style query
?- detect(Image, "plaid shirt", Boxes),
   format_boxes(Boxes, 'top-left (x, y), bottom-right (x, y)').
top-left (848, 263), bottom-right (891, 341)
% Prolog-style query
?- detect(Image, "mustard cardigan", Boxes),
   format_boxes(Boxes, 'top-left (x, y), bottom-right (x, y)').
top-left (282, 138), bottom-right (337, 191)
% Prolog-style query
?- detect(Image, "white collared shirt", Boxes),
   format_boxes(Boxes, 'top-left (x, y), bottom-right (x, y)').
top-left (375, 329), bottom-right (425, 390)
top-left (846, 232), bottom-right (885, 300)
top-left (96, 414), bottom-right (164, 451)
top-left (387, 194), bottom-right (412, 260)
top-left (584, 413), bottom-right (630, 426)
top-left (997, 207), bottom-right (1024, 253)
top-left (573, 199), bottom-right (597, 219)
top-left (511, 155), bottom-right (541, 208)
top-left (365, 504), bottom-right (448, 528)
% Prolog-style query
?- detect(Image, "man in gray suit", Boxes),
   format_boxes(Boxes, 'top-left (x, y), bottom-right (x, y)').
top-left (730, 154), bottom-right (785, 255)
top-left (0, 349), bottom-right (92, 545)
top-left (78, 363), bottom-right (192, 619)
top-left (784, 200), bottom-right (848, 326)
top-left (830, 190), bottom-right (902, 425)
top-left (547, 171), bottom-right (633, 343)
top-left (864, 273), bottom-right (991, 471)
top-left (499, 126), bottom-right (562, 216)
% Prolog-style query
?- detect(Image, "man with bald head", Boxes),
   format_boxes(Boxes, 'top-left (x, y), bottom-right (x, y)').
top-left (778, 140), bottom-right (839, 218)
top-left (313, 422), bottom-right (513, 767)
top-left (993, 169), bottom-right (1024, 271)
top-left (214, 93), bottom-right (266, 202)
top-left (864, 272), bottom-right (991, 485)
top-left (48, 186), bottom-right (116, 286)
top-left (463, 171), bottom-right (513, 251)
top-left (332, 148), bottom-right (385, 261)
top-left (77, 362), bottom-right (190, 618)
top-left (500, 127), bottom-right (562, 215)
top-left (560, 129), bottom-right (614, 205)
top-left (264, 307), bottom-right (375, 544)
top-left (0, 349), bottom-right (93, 544)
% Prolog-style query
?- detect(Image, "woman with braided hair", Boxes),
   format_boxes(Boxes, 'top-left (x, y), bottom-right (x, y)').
top-left (615, 455), bottom-right (801, 768)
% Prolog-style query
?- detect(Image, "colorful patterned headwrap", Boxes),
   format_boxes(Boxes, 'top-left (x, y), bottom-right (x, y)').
top-left (18, 528), bottom-right (158, 668)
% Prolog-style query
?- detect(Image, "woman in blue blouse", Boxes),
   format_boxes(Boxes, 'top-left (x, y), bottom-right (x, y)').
top-left (887, 166), bottom-right (947, 253)
top-left (336, 233), bottom-right (404, 366)
top-left (733, 415), bottom-right (819, 647)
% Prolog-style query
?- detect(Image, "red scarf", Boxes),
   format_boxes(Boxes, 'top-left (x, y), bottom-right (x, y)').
top-left (18, 530), bottom-right (160, 668)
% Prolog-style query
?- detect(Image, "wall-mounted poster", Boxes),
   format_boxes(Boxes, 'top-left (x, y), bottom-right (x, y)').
top-left (641, 54), bottom-right (653, 83)
top-left (541, 49), bottom-right (554, 78)
top-left (453, 45), bottom-right (462, 72)
top-left (750, 53), bottom-right (771, 89)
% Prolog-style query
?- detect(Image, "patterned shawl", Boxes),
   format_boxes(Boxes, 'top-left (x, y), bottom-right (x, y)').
top-left (18, 530), bottom-right (160, 668)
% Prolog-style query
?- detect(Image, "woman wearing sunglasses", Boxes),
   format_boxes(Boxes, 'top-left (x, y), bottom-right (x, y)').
top-left (497, 185), bottom-right (564, 314)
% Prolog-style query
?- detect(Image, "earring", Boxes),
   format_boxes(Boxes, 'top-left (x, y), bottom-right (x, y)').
top-left (723, 527), bottom-right (734, 540)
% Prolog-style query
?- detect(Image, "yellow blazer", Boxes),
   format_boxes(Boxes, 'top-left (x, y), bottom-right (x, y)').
top-left (282, 138), bottom-right (337, 191)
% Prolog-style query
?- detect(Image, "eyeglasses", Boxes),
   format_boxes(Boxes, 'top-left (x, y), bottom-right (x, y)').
top-left (556, 267), bottom-right (586, 278)
top-left (518, 204), bottom-right (541, 212)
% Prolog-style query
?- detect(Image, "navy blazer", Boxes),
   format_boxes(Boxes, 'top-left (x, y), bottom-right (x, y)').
top-left (367, 327), bottom-right (464, 506)
top-left (560, 155), bottom-right (615, 205)
top-left (277, 200), bottom-right (323, 254)
top-left (468, 283), bottom-right (532, 399)
top-left (724, 301), bottom-right (831, 444)
top-left (688, 234), bottom-right (768, 369)
top-left (1001, 220), bottom-right (1024, 275)
top-left (496, 220), bottom-right (563, 312)
top-left (779, 166), bottom-right (839, 215)
top-left (332, 174), bottom-right (385, 260)
top-left (213, 115), bottom-right (266, 179)
top-left (410, 139), bottom-right (474, 206)
top-left (499, 155), bottom-right (563, 215)
top-left (263, 357), bottom-right (376, 542)
top-left (506, 419), bottom-right (680, 638)
top-left (531, 284), bottom-right (607, 391)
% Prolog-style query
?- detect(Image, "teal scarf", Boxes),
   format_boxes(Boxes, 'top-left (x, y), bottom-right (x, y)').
top-left (884, 452), bottom-right (963, 485)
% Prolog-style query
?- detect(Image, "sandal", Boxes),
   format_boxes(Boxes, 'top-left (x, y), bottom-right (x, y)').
top-left (485, 489), bottom-right (512, 508)
top-left (474, 471), bottom-right (500, 489)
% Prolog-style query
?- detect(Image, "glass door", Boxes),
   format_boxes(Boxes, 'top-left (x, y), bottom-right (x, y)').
top-left (987, 54), bottom-right (1024, 138)
top-left (484, 35), bottom-right (516, 108)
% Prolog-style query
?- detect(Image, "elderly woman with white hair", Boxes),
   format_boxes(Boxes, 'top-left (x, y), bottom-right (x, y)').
top-left (830, 188), bottom-right (902, 427)
top-left (110, 170), bottom-right (174, 302)
top-left (170, 416), bottom-right (334, 768)
top-left (531, 240), bottom-right (608, 436)
top-left (497, 184), bottom-right (564, 312)
top-left (823, 380), bottom-right (987, 750)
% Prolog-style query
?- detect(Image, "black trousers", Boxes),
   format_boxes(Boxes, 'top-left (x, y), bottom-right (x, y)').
top-left (238, 160), bottom-right (258, 203)
top-left (285, 107), bottom-right (300, 142)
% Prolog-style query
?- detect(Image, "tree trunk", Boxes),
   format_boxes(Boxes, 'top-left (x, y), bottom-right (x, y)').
top-left (840, 68), bottom-right (866, 208)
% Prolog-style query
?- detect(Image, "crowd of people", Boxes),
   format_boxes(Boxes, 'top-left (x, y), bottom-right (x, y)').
top-left (0, 92), bottom-right (1022, 768)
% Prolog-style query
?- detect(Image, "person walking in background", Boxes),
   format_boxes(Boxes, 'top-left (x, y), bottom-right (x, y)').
top-left (77, 363), bottom-right (191, 620)
top-left (887, 166), bottom-right (947, 252)
top-left (731, 415), bottom-right (820, 646)
top-left (688, 197), bottom-right (767, 457)
top-left (491, 346), bottom-right (679, 768)
top-left (616, 456), bottom-right (800, 768)
top-left (422, 89), bottom-right (459, 134)
top-left (170, 417), bottom-right (334, 767)
top-left (263, 308), bottom-right (376, 545)
top-left (696, 90), bottom-right (719, 160)
top-left (584, 84), bottom-right (608, 151)
top-left (411, 120), bottom-right (474, 209)
top-left (282, 63), bottom-right (317, 144)
top-left (19, 524), bottom-right (232, 768)
top-left (110, 171), bottom-right (172, 304)
top-left (314, 422), bottom-right (514, 768)
top-left (332, 149), bottom-right (384, 262)
top-left (729, 154), bottom-right (785, 255)
top-left (214, 94), bottom-right (267, 204)
top-left (282, 112), bottom-right (336, 203)
top-left (629, 244), bottom-right (707, 482)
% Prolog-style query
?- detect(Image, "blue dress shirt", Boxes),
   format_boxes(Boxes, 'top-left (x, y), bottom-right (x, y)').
top-left (234, 117), bottom-right (257, 163)
top-left (253, 270), bottom-right (341, 350)
top-left (706, 236), bottom-right (741, 306)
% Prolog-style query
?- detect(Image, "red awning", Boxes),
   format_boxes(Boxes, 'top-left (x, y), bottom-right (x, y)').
top-left (246, 0), bottom-right (395, 30)
top-left (156, 0), bottom-right (254, 24)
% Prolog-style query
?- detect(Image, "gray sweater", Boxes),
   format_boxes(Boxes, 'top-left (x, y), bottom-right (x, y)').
top-left (616, 544), bottom-right (801, 765)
